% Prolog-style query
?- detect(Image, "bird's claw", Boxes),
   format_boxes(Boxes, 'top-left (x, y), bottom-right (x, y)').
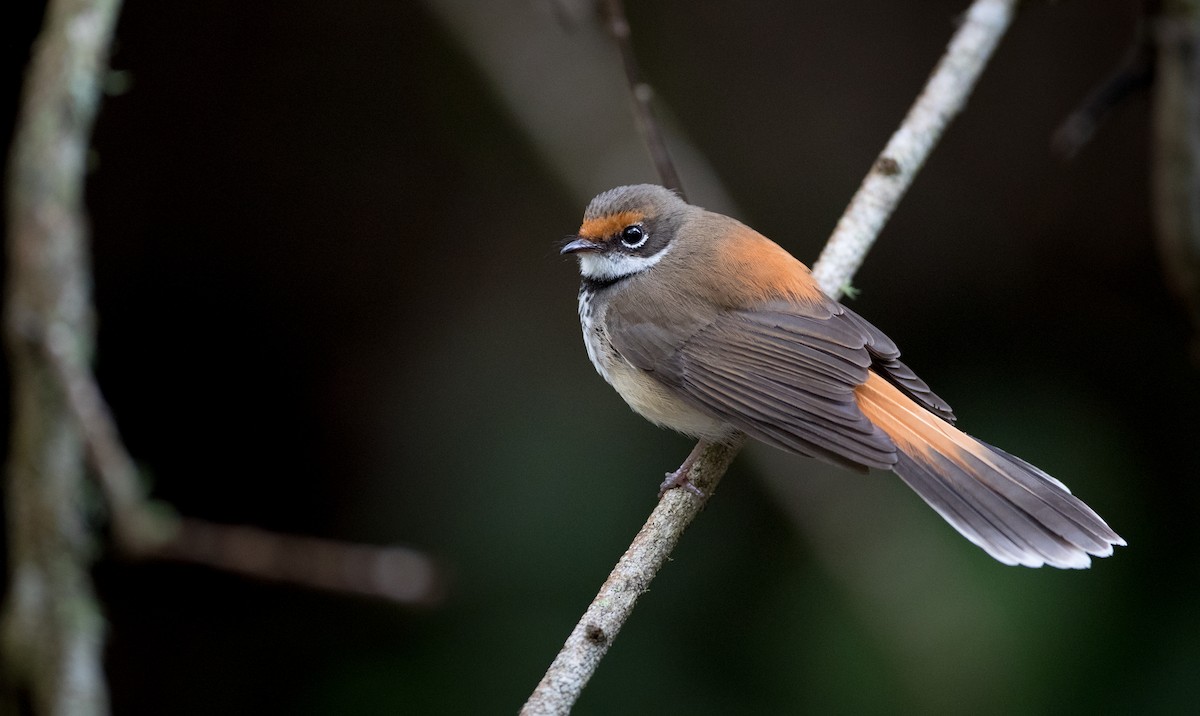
top-left (658, 470), bottom-right (705, 499)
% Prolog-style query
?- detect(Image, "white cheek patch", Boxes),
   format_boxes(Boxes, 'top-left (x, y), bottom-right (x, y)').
top-left (578, 243), bottom-right (672, 281)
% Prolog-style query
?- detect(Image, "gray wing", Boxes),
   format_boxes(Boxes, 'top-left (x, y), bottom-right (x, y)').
top-left (609, 297), bottom-right (954, 471)
top-left (839, 305), bottom-right (956, 423)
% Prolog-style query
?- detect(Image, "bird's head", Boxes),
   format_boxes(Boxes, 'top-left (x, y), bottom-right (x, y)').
top-left (561, 184), bottom-right (692, 283)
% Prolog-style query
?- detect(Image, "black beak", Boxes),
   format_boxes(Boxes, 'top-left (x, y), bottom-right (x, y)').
top-left (560, 237), bottom-right (604, 255)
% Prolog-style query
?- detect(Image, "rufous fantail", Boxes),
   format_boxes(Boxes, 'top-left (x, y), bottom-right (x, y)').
top-left (561, 184), bottom-right (1124, 569)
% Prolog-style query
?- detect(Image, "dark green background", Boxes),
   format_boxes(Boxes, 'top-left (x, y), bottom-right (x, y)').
top-left (5, 1), bottom-right (1195, 713)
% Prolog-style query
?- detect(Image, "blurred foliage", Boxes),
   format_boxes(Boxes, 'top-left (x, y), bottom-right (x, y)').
top-left (3, 0), bottom-right (1198, 714)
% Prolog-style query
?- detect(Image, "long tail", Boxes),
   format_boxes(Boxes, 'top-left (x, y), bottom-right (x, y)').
top-left (855, 373), bottom-right (1125, 568)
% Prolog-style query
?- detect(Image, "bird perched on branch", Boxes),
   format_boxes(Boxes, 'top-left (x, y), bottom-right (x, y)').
top-left (562, 184), bottom-right (1124, 569)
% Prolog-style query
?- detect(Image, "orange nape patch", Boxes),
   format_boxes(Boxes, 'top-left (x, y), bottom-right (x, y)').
top-left (578, 211), bottom-right (645, 240)
top-left (721, 225), bottom-right (825, 304)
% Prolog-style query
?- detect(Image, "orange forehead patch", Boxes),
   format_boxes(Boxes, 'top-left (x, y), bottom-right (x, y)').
top-left (578, 211), bottom-right (645, 240)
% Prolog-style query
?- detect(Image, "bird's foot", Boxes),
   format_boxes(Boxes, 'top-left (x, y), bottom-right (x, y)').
top-left (658, 468), bottom-right (705, 499)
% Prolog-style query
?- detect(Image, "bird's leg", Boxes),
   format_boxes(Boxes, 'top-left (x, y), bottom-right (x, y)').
top-left (658, 440), bottom-right (710, 498)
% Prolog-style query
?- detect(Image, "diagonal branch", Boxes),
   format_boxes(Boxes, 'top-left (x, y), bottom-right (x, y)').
top-left (810, 0), bottom-right (1019, 299)
top-left (521, 1), bottom-right (1019, 713)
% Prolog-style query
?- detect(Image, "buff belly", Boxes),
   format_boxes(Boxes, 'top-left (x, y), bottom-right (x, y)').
top-left (579, 288), bottom-right (732, 441)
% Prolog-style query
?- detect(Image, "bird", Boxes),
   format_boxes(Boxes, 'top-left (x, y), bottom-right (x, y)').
top-left (561, 183), bottom-right (1124, 569)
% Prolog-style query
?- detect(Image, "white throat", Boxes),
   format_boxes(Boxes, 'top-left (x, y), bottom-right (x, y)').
top-left (577, 243), bottom-right (672, 282)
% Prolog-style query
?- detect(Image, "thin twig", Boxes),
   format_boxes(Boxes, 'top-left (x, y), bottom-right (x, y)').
top-left (811, 0), bottom-right (1019, 300)
top-left (1052, 3), bottom-right (1156, 159)
top-left (156, 519), bottom-right (445, 604)
top-left (44, 328), bottom-right (164, 549)
top-left (602, 0), bottom-right (685, 199)
top-left (522, 1), bottom-right (1019, 713)
top-left (44, 335), bottom-right (446, 605)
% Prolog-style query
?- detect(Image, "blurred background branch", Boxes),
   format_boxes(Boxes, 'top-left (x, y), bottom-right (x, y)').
top-left (601, 0), bottom-right (685, 198)
top-left (4, 0), bottom-right (442, 712)
top-left (50, 320), bottom-right (443, 606)
top-left (523, 1), bottom-right (1018, 713)
top-left (1051, 11), bottom-right (1155, 159)
top-left (1055, 0), bottom-right (1200, 355)
top-left (422, 0), bottom-right (736, 210)
top-left (3, 0), bottom-right (125, 711)
top-left (1149, 2), bottom-right (1200, 355)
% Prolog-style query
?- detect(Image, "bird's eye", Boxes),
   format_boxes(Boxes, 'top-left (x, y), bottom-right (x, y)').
top-left (619, 224), bottom-right (648, 249)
